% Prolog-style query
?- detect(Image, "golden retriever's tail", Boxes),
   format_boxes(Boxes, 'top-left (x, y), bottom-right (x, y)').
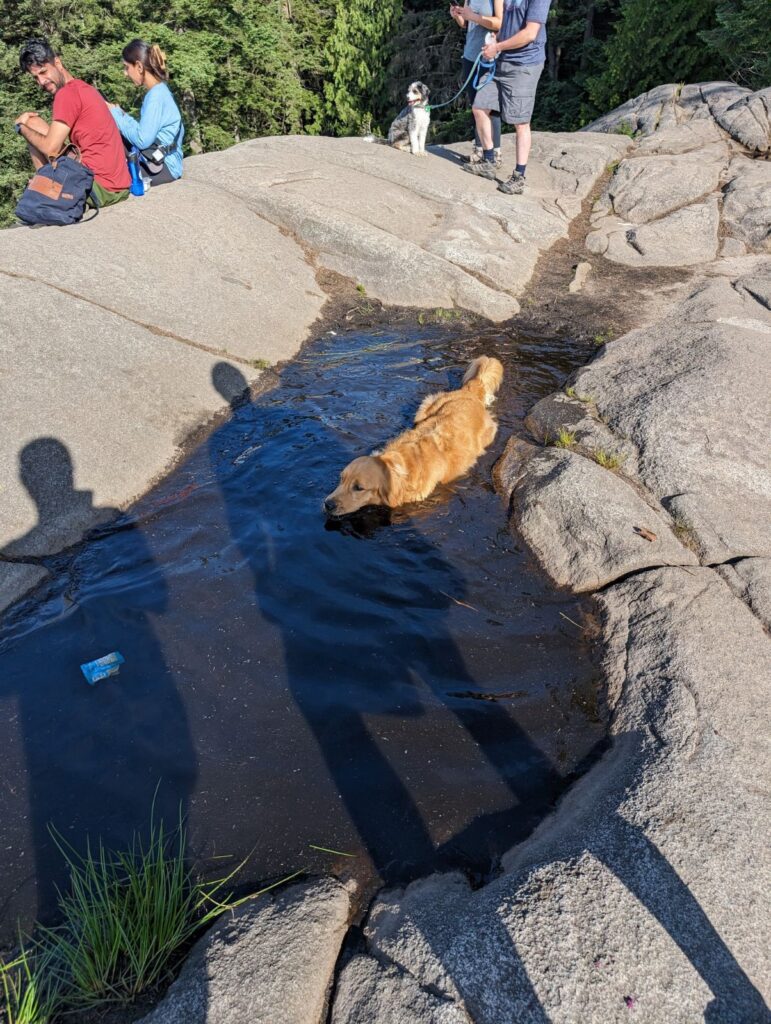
top-left (462, 356), bottom-right (504, 406)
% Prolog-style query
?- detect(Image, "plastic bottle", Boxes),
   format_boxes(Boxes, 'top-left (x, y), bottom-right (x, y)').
top-left (127, 149), bottom-right (145, 197)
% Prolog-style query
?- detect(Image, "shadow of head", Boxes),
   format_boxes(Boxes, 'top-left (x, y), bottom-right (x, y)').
top-left (211, 361), bottom-right (249, 409)
top-left (19, 437), bottom-right (76, 515)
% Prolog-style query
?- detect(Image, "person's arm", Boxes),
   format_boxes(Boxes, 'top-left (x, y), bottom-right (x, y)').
top-left (15, 113), bottom-right (69, 159)
top-left (449, 4), bottom-right (466, 28)
top-left (110, 90), bottom-right (165, 150)
top-left (451, 1), bottom-right (502, 31)
top-left (483, 19), bottom-right (541, 58)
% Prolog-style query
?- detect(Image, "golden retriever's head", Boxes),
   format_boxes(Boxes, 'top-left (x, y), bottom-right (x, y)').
top-left (324, 455), bottom-right (396, 517)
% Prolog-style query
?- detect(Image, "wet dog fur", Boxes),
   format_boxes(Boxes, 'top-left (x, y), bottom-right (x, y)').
top-left (324, 356), bottom-right (504, 516)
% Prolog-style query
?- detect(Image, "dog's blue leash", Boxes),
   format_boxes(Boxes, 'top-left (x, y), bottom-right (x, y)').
top-left (426, 51), bottom-right (497, 113)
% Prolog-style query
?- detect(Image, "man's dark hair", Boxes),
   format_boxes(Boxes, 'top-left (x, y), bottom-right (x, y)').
top-left (19, 38), bottom-right (57, 73)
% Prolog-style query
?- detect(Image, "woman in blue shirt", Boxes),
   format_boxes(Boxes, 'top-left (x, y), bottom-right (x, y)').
top-left (450, 0), bottom-right (503, 166)
top-left (109, 40), bottom-right (184, 186)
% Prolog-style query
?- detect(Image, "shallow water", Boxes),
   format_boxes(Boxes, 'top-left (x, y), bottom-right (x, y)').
top-left (0, 320), bottom-right (604, 939)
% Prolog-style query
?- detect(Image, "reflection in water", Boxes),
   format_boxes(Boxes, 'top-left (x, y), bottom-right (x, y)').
top-left (0, 323), bottom-right (605, 942)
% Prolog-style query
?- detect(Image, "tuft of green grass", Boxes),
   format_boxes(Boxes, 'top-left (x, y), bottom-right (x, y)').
top-left (593, 330), bottom-right (613, 347)
top-left (355, 283), bottom-right (366, 295)
top-left (1, 941), bottom-right (61, 1024)
top-left (2, 805), bottom-right (300, 1020)
top-left (607, 159), bottom-right (620, 174)
top-left (41, 814), bottom-right (255, 1009)
top-left (593, 449), bottom-right (626, 470)
top-left (417, 308), bottom-right (462, 326)
top-left (552, 428), bottom-right (577, 449)
top-left (565, 386), bottom-right (594, 404)
top-left (615, 120), bottom-right (635, 138)
top-left (250, 358), bottom-right (272, 370)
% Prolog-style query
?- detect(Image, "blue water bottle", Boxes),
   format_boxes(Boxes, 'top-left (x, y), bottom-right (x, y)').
top-left (127, 148), bottom-right (145, 197)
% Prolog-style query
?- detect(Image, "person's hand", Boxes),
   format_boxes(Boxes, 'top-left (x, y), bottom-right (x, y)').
top-left (450, 4), bottom-right (471, 22)
top-left (14, 112), bottom-right (35, 127)
top-left (482, 40), bottom-right (499, 59)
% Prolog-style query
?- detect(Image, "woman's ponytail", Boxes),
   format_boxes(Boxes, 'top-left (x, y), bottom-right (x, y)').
top-left (122, 38), bottom-right (169, 82)
top-left (147, 44), bottom-right (167, 80)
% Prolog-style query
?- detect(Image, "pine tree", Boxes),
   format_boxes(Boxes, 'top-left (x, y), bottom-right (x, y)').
top-left (586, 0), bottom-right (726, 112)
top-left (324, 0), bottom-right (404, 135)
top-left (702, 0), bottom-right (771, 90)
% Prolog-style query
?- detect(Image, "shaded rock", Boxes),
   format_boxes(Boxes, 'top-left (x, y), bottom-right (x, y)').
top-left (492, 435), bottom-right (539, 500)
top-left (573, 272), bottom-right (771, 562)
top-left (0, 562), bottom-right (48, 614)
top-left (722, 156), bottom-right (771, 252)
top-left (328, 568), bottom-right (771, 1024)
top-left (589, 197), bottom-right (720, 266)
top-left (716, 557), bottom-right (771, 630)
top-left (497, 446), bottom-right (696, 592)
top-left (138, 878), bottom-right (352, 1024)
top-left (606, 153), bottom-right (725, 224)
top-left (331, 955), bottom-right (470, 1024)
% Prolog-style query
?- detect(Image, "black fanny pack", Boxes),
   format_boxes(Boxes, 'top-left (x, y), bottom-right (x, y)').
top-left (139, 122), bottom-right (182, 174)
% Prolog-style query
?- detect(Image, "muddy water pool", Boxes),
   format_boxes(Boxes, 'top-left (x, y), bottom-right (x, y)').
top-left (0, 320), bottom-right (605, 939)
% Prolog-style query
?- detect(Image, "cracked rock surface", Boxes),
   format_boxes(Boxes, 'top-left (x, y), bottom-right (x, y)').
top-left (0, 129), bottom-right (625, 612)
top-left (572, 271), bottom-right (771, 564)
top-left (583, 82), bottom-right (770, 266)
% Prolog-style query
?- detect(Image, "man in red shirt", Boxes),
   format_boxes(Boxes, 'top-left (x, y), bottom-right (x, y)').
top-left (16, 39), bottom-right (131, 208)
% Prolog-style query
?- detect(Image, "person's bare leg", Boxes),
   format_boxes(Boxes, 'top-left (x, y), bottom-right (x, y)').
top-left (473, 108), bottom-right (494, 152)
top-left (515, 123), bottom-right (532, 168)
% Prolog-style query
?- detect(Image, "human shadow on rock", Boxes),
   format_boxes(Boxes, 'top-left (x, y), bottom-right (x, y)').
top-left (0, 437), bottom-right (197, 932)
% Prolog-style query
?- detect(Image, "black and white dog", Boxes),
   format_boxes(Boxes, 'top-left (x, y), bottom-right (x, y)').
top-left (386, 82), bottom-right (431, 156)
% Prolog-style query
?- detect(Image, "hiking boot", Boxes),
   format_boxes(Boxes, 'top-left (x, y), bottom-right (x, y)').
top-left (461, 159), bottom-right (497, 180)
top-left (461, 145), bottom-right (483, 164)
top-left (494, 147), bottom-right (502, 168)
top-left (497, 170), bottom-right (526, 195)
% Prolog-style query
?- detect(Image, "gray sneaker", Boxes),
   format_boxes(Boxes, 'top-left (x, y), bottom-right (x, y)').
top-left (497, 170), bottom-right (526, 194)
top-left (461, 159), bottom-right (497, 180)
top-left (494, 147), bottom-right (502, 168)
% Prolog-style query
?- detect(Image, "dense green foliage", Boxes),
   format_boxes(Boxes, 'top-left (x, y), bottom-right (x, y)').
top-left (702, 0), bottom-right (771, 90)
top-left (0, 0), bottom-right (768, 223)
top-left (584, 0), bottom-right (725, 113)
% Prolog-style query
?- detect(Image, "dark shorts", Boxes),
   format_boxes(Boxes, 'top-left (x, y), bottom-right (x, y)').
top-left (473, 61), bottom-right (544, 125)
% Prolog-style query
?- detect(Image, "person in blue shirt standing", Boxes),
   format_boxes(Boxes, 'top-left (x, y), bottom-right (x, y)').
top-left (462, 0), bottom-right (552, 195)
top-left (108, 40), bottom-right (184, 187)
top-left (450, 0), bottom-right (503, 167)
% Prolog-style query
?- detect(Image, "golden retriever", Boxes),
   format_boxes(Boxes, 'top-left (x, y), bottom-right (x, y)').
top-left (324, 356), bottom-right (503, 516)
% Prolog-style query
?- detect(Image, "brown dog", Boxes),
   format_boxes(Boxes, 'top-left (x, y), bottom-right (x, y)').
top-left (324, 356), bottom-right (503, 516)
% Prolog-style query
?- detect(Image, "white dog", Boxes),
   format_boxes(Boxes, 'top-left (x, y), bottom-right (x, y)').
top-left (386, 82), bottom-right (431, 156)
